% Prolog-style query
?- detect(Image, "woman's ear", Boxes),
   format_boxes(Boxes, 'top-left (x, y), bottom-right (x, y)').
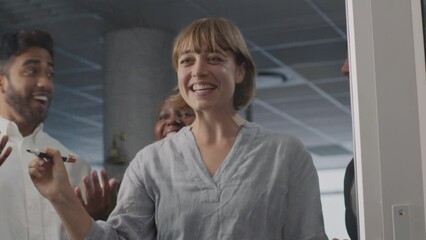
top-left (235, 63), bottom-right (245, 84)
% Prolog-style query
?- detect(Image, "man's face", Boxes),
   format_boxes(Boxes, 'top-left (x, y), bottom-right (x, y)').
top-left (0, 47), bottom-right (54, 127)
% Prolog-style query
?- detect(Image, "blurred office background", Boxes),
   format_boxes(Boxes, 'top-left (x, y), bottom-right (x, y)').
top-left (0, 0), bottom-right (351, 238)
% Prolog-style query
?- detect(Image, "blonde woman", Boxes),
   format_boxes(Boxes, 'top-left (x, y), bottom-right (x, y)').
top-left (29, 18), bottom-right (327, 240)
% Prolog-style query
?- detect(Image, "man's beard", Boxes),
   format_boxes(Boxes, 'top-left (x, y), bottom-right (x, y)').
top-left (5, 81), bottom-right (49, 127)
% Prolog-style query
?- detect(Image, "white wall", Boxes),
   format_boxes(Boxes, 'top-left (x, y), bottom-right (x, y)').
top-left (318, 168), bottom-right (350, 239)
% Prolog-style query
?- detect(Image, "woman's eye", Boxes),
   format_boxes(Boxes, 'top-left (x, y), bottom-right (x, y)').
top-left (208, 56), bottom-right (223, 63)
top-left (179, 58), bottom-right (193, 65)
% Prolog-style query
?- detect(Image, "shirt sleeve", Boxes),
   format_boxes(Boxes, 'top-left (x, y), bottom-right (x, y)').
top-left (87, 152), bottom-right (157, 239)
top-left (282, 146), bottom-right (328, 240)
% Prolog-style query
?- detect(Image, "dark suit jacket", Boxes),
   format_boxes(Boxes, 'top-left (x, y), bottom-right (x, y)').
top-left (344, 159), bottom-right (358, 240)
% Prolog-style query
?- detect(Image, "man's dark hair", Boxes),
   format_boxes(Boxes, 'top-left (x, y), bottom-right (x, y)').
top-left (0, 30), bottom-right (54, 73)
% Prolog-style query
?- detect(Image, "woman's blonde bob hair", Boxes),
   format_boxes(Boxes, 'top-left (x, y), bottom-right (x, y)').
top-left (172, 18), bottom-right (256, 111)
top-left (166, 88), bottom-right (191, 111)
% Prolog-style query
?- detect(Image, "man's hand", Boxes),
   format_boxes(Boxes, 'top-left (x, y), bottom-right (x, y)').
top-left (0, 135), bottom-right (12, 166)
top-left (75, 168), bottom-right (117, 220)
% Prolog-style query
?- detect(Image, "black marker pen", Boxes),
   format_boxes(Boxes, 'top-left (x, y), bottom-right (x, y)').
top-left (26, 149), bottom-right (76, 163)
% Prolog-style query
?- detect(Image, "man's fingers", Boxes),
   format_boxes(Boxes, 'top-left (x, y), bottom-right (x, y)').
top-left (109, 178), bottom-right (117, 189)
top-left (91, 170), bottom-right (102, 197)
top-left (0, 136), bottom-right (11, 166)
top-left (74, 187), bottom-right (86, 206)
top-left (1, 146), bottom-right (12, 158)
top-left (99, 169), bottom-right (113, 200)
top-left (0, 135), bottom-right (8, 149)
top-left (82, 176), bottom-right (93, 202)
top-left (99, 169), bottom-right (110, 190)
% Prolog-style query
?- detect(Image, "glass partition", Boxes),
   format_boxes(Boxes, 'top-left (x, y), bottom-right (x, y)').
top-left (0, 0), bottom-right (351, 238)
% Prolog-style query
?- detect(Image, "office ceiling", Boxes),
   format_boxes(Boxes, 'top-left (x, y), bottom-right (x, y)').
top-left (0, 0), bottom-right (352, 169)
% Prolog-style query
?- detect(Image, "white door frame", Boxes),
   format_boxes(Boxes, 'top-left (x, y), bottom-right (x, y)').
top-left (346, 0), bottom-right (426, 238)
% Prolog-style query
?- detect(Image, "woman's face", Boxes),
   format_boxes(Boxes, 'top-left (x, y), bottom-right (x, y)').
top-left (176, 44), bottom-right (245, 113)
top-left (154, 100), bottom-right (195, 140)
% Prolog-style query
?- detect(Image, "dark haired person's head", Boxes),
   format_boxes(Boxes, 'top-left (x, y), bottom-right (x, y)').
top-left (0, 30), bottom-right (55, 136)
top-left (154, 93), bottom-right (195, 140)
top-left (341, 58), bottom-right (349, 77)
top-left (0, 30), bottom-right (53, 74)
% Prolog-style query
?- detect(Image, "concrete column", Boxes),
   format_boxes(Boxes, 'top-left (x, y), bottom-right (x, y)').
top-left (103, 28), bottom-right (175, 174)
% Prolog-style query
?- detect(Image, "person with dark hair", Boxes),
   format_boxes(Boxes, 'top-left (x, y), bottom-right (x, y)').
top-left (29, 18), bottom-right (327, 240)
top-left (154, 92), bottom-right (195, 140)
top-left (331, 59), bottom-right (355, 240)
top-left (100, 92), bottom-right (194, 219)
top-left (0, 30), bottom-right (114, 239)
top-left (342, 58), bottom-right (358, 240)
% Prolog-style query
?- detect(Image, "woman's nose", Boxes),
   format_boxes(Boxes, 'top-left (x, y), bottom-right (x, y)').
top-left (192, 59), bottom-right (208, 78)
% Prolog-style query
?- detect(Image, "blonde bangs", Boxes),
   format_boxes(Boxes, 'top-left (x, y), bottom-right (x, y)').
top-left (172, 18), bottom-right (241, 69)
top-left (167, 91), bottom-right (189, 109)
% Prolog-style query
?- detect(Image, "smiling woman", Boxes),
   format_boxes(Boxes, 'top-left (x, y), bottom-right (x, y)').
top-left (29, 17), bottom-right (328, 240)
top-left (0, 1), bottom-right (355, 238)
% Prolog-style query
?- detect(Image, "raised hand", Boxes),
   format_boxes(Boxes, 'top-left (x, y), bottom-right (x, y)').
top-left (0, 135), bottom-right (12, 166)
top-left (75, 168), bottom-right (118, 220)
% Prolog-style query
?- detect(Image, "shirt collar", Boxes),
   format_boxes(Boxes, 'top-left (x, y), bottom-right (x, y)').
top-left (0, 117), bottom-right (43, 142)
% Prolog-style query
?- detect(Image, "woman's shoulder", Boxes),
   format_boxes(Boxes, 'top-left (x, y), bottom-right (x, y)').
top-left (132, 128), bottom-right (190, 163)
top-left (243, 122), bottom-right (311, 171)
top-left (244, 121), bottom-right (305, 148)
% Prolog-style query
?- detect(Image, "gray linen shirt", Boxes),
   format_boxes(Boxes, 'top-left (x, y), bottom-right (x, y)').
top-left (89, 121), bottom-right (327, 239)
